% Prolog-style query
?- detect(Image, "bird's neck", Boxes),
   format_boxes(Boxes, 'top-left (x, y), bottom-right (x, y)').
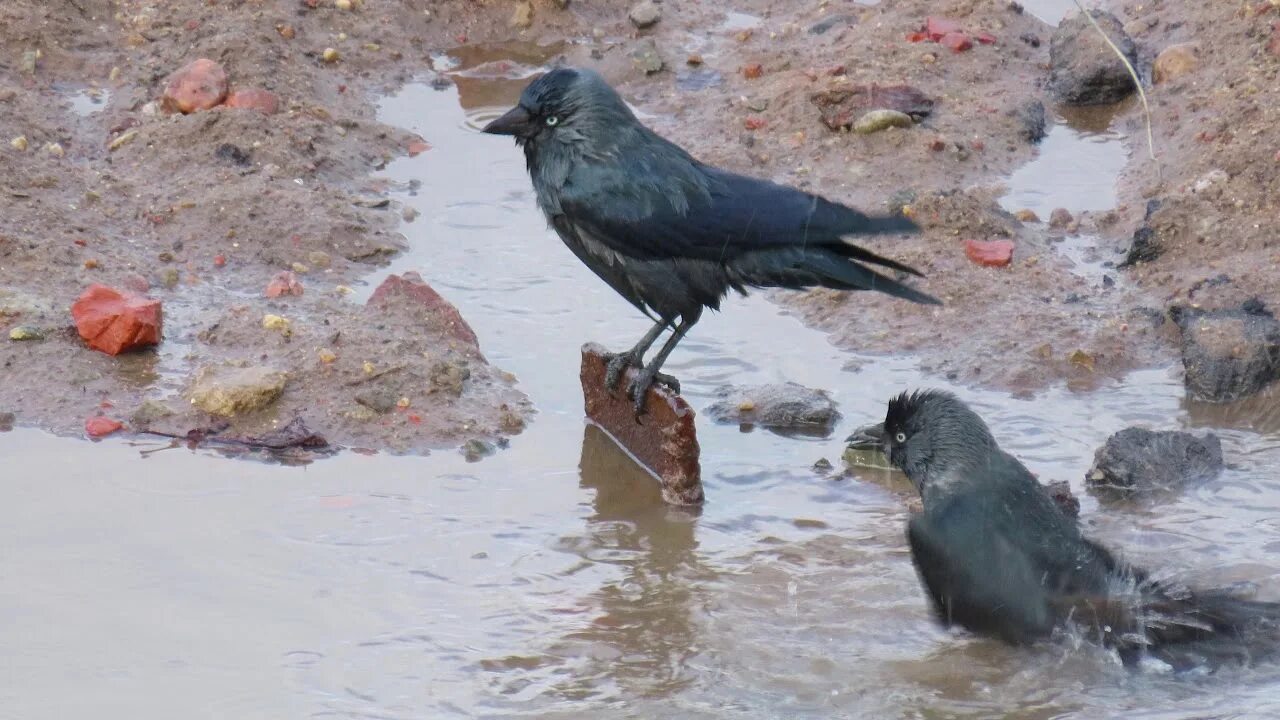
top-left (912, 446), bottom-right (1003, 508)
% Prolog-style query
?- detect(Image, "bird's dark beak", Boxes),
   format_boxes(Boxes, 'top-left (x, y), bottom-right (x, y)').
top-left (482, 105), bottom-right (533, 137)
top-left (845, 422), bottom-right (885, 452)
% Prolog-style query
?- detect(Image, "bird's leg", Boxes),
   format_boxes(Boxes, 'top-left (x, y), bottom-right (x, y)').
top-left (603, 319), bottom-right (668, 390)
top-left (629, 318), bottom-right (692, 415)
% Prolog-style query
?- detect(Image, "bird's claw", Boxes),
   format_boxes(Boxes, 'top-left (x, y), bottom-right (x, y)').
top-left (627, 368), bottom-right (682, 417)
top-left (603, 350), bottom-right (641, 390)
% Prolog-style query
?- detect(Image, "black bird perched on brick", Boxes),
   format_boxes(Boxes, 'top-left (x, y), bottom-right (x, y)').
top-left (847, 389), bottom-right (1280, 669)
top-left (483, 67), bottom-right (938, 414)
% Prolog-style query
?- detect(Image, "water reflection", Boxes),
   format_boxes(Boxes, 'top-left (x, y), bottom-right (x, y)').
top-left (485, 425), bottom-right (711, 705)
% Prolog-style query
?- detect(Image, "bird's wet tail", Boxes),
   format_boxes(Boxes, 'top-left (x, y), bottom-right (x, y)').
top-left (1068, 581), bottom-right (1280, 670)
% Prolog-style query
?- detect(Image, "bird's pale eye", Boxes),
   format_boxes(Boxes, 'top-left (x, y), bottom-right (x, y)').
top-left (544, 115), bottom-right (560, 127)
top-left (895, 432), bottom-right (907, 443)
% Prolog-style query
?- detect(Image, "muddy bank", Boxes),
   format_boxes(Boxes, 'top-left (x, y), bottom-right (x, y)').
top-left (0, 0), bottom-right (538, 451)
top-left (2, 0), bottom-right (1276, 452)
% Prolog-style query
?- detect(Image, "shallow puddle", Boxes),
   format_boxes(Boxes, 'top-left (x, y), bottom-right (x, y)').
top-left (3, 45), bottom-right (1280, 720)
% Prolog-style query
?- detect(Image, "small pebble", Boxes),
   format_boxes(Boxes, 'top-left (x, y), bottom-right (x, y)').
top-left (629, 0), bottom-right (661, 29)
top-left (45, 142), bottom-right (65, 157)
top-left (262, 314), bottom-right (291, 335)
top-left (853, 109), bottom-right (913, 134)
top-left (8, 326), bottom-right (43, 341)
top-left (10, 135), bottom-right (28, 151)
top-left (322, 48), bottom-right (340, 63)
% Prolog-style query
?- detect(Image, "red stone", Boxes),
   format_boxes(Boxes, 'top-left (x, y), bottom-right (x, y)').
top-left (71, 284), bottom-right (163, 355)
top-left (940, 32), bottom-right (973, 52)
top-left (407, 138), bottom-right (431, 157)
top-left (580, 343), bottom-right (703, 506)
top-left (224, 88), bottom-right (280, 114)
top-left (906, 31), bottom-right (929, 43)
top-left (976, 32), bottom-right (998, 45)
top-left (744, 116), bottom-right (766, 130)
top-left (925, 16), bottom-right (963, 42)
top-left (161, 58), bottom-right (229, 114)
top-left (368, 271), bottom-right (479, 347)
top-left (85, 416), bottom-right (123, 438)
top-left (265, 270), bottom-right (304, 298)
top-left (214, 254), bottom-right (226, 267)
top-left (184, 19), bottom-right (201, 31)
top-left (965, 239), bottom-right (1014, 267)
top-left (742, 63), bottom-right (764, 79)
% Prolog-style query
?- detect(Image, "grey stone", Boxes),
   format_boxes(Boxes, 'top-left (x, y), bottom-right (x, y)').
top-left (1171, 301), bottom-right (1280, 402)
top-left (1049, 11), bottom-right (1138, 106)
top-left (1087, 427), bottom-right (1224, 499)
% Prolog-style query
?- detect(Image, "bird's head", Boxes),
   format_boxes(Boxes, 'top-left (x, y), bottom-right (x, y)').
top-left (481, 67), bottom-right (634, 149)
top-left (846, 389), bottom-right (996, 493)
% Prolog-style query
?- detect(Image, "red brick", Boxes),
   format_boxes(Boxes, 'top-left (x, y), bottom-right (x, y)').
top-left (965, 239), bottom-right (1014, 267)
top-left (580, 343), bottom-right (703, 506)
top-left (71, 284), bottom-right (163, 355)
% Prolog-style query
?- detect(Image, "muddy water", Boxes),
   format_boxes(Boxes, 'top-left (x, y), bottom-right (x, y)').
top-left (4, 51), bottom-right (1280, 720)
top-left (1000, 101), bottom-right (1132, 283)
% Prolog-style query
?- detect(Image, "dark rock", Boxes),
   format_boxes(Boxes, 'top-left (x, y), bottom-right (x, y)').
top-left (705, 382), bottom-right (840, 436)
top-left (461, 438), bottom-right (495, 462)
top-left (1120, 225), bottom-right (1161, 266)
top-left (0, 411), bottom-right (14, 432)
top-left (1086, 427), bottom-right (1223, 499)
top-left (1144, 198), bottom-right (1162, 219)
top-left (1019, 32), bottom-right (1041, 48)
top-left (215, 143), bottom-right (251, 166)
top-left (1049, 11), bottom-right (1138, 106)
top-left (581, 343), bottom-right (702, 506)
top-left (1171, 301), bottom-right (1280, 402)
top-left (810, 85), bottom-right (933, 131)
top-left (1043, 480), bottom-right (1080, 518)
top-left (1014, 99), bottom-right (1047, 143)
top-left (809, 13), bottom-right (857, 35)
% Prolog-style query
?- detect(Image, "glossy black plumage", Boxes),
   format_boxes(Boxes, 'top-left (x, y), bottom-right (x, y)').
top-left (852, 390), bottom-right (1280, 669)
top-left (484, 68), bottom-right (937, 411)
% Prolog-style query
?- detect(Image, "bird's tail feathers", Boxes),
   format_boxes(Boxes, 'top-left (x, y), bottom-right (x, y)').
top-left (831, 241), bottom-right (927, 278)
top-left (1062, 584), bottom-right (1280, 669)
top-left (729, 248), bottom-right (941, 306)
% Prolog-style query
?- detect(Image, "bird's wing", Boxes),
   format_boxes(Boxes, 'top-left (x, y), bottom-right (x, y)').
top-left (907, 493), bottom-right (1057, 645)
top-left (557, 161), bottom-right (919, 272)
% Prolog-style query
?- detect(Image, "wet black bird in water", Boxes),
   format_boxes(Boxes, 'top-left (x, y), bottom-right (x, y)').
top-left (483, 67), bottom-right (938, 413)
top-left (847, 390), bottom-right (1280, 669)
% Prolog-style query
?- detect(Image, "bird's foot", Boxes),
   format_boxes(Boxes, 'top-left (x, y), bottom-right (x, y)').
top-left (602, 350), bottom-right (642, 390)
top-left (627, 367), bottom-right (682, 416)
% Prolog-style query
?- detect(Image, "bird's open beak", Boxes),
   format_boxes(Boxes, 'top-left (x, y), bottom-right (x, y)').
top-left (481, 105), bottom-right (533, 137)
top-left (844, 422), bottom-right (886, 451)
